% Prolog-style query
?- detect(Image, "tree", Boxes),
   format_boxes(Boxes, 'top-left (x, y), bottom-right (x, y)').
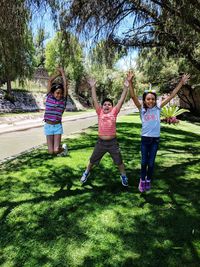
top-left (34, 27), bottom-right (49, 68)
top-left (136, 48), bottom-right (200, 115)
top-left (90, 38), bottom-right (127, 68)
top-left (0, 0), bottom-right (35, 97)
top-left (45, 31), bottom-right (85, 91)
top-left (84, 39), bottom-right (127, 103)
top-left (60, 0), bottom-right (200, 71)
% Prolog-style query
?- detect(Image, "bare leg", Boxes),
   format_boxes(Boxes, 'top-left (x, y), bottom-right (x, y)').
top-left (53, 134), bottom-right (62, 154)
top-left (46, 135), bottom-right (54, 154)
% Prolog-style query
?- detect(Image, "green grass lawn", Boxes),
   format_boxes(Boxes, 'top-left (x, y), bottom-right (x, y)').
top-left (1, 80), bottom-right (47, 93)
top-left (0, 114), bottom-right (200, 267)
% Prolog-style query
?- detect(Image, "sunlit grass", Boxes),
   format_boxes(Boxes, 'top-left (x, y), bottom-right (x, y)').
top-left (0, 114), bottom-right (200, 266)
top-left (1, 80), bottom-right (47, 93)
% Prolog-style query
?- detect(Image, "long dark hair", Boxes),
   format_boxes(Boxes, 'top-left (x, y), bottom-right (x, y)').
top-left (142, 91), bottom-right (157, 112)
top-left (50, 83), bottom-right (64, 94)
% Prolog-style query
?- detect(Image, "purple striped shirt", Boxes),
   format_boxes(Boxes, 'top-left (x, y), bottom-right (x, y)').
top-left (44, 93), bottom-right (66, 122)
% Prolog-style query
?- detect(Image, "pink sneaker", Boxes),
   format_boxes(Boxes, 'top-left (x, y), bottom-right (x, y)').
top-left (145, 179), bottom-right (151, 191)
top-left (138, 179), bottom-right (146, 192)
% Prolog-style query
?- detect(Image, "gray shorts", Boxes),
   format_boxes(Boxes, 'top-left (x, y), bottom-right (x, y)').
top-left (90, 138), bottom-right (123, 165)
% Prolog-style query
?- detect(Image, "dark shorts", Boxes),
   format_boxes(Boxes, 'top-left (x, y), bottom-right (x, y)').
top-left (90, 138), bottom-right (123, 165)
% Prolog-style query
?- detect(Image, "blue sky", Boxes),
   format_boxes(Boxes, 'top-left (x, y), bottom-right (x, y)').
top-left (31, 8), bottom-right (55, 41)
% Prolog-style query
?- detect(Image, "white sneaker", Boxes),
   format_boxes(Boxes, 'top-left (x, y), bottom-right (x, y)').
top-left (80, 171), bottom-right (90, 183)
top-left (57, 144), bottom-right (68, 157)
top-left (62, 144), bottom-right (68, 156)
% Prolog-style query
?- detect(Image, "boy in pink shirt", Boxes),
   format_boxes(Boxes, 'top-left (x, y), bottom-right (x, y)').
top-left (80, 78), bottom-right (129, 186)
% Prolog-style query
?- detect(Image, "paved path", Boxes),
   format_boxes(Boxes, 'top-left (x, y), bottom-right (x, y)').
top-left (0, 108), bottom-right (135, 162)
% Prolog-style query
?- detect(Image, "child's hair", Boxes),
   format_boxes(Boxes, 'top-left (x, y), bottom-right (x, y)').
top-left (142, 91), bottom-right (157, 108)
top-left (101, 98), bottom-right (113, 106)
top-left (51, 83), bottom-right (64, 94)
top-left (142, 91), bottom-right (157, 113)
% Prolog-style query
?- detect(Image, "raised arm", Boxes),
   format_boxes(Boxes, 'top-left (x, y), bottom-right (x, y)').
top-left (161, 73), bottom-right (190, 108)
top-left (115, 80), bottom-right (129, 111)
top-left (47, 69), bottom-right (61, 94)
top-left (127, 70), bottom-right (141, 110)
top-left (88, 78), bottom-right (100, 110)
top-left (59, 67), bottom-right (68, 98)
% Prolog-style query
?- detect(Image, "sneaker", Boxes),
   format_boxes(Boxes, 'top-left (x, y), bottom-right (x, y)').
top-left (80, 171), bottom-right (90, 183)
top-left (138, 179), bottom-right (146, 192)
top-left (62, 143), bottom-right (68, 156)
top-left (121, 174), bottom-right (128, 186)
top-left (57, 144), bottom-right (68, 157)
top-left (145, 179), bottom-right (151, 191)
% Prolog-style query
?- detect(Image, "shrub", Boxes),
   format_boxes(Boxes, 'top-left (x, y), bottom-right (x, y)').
top-left (161, 105), bottom-right (189, 124)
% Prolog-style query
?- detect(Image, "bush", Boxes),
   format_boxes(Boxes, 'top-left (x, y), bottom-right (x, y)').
top-left (161, 105), bottom-right (189, 124)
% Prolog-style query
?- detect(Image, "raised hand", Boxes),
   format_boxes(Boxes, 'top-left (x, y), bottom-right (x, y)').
top-left (126, 70), bottom-right (135, 82)
top-left (88, 77), bottom-right (96, 88)
top-left (57, 67), bottom-right (64, 74)
top-left (181, 73), bottom-right (190, 85)
top-left (124, 79), bottom-right (129, 87)
top-left (124, 70), bottom-right (135, 87)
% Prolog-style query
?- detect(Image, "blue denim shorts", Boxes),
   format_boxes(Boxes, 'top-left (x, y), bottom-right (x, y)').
top-left (44, 123), bottom-right (63, 136)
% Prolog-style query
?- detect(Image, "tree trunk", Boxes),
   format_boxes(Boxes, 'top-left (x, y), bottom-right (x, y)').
top-left (5, 78), bottom-right (15, 103)
top-left (6, 78), bottom-right (12, 96)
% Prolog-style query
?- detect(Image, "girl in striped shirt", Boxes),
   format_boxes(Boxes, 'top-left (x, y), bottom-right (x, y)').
top-left (44, 68), bottom-right (68, 155)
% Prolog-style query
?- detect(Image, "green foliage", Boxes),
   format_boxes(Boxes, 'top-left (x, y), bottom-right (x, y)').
top-left (161, 105), bottom-right (190, 124)
top-left (45, 32), bottom-right (84, 82)
top-left (136, 48), bottom-right (200, 114)
top-left (137, 49), bottom-right (184, 86)
top-left (136, 47), bottom-right (200, 94)
top-left (86, 40), bottom-right (127, 102)
top-left (58, 0), bottom-right (200, 71)
top-left (161, 105), bottom-right (190, 118)
top-left (87, 64), bottom-right (126, 103)
top-left (0, 1), bottom-right (35, 92)
top-left (91, 39), bottom-right (127, 68)
top-left (34, 27), bottom-right (49, 67)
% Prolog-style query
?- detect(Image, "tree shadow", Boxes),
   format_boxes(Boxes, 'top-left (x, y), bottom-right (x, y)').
top-left (0, 115), bottom-right (199, 266)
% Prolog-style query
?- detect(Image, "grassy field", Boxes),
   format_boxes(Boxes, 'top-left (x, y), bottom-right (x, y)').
top-left (1, 80), bottom-right (47, 93)
top-left (0, 114), bottom-right (200, 267)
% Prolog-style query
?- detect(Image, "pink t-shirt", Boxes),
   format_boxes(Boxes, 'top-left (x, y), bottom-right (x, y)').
top-left (96, 106), bottom-right (119, 136)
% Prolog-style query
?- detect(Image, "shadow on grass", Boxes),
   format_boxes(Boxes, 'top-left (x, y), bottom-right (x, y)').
top-left (0, 115), bottom-right (200, 266)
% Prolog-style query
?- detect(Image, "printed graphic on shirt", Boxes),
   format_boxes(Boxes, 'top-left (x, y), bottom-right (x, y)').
top-left (140, 106), bottom-right (161, 137)
top-left (143, 112), bottom-right (159, 121)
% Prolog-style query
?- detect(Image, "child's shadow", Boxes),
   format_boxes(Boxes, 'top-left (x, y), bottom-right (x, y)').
top-left (139, 193), bottom-right (165, 207)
